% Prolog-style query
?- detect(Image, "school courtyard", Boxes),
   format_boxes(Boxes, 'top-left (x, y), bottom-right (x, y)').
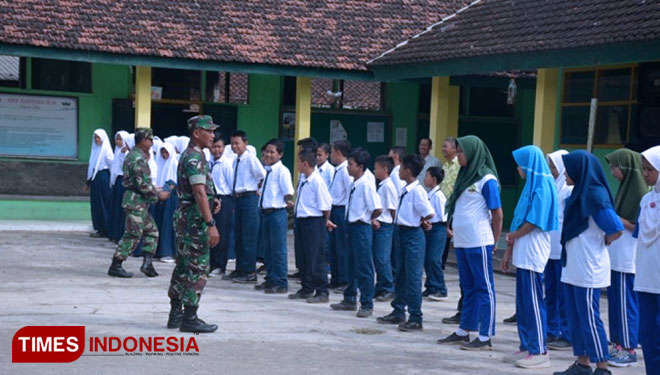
top-left (0, 224), bottom-right (646, 375)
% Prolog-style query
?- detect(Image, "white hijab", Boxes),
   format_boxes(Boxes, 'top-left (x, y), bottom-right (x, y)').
top-left (177, 136), bottom-right (190, 154)
top-left (639, 146), bottom-right (660, 246)
top-left (164, 136), bottom-right (179, 151)
top-left (547, 150), bottom-right (573, 200)
top-left (156, 143), bottom-right (178, 187)
top-left (110, 130), bottom-right (131, 186)
top-left (87, 129), bottom-right (114, 180)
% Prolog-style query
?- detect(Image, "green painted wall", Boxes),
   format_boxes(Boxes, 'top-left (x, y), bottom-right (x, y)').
top-left (386, 82), bottom-right (420, 153)
top-left (237, 74), bottom-right (282, 152)
top-left (0, 199), bottom-right (90, 220)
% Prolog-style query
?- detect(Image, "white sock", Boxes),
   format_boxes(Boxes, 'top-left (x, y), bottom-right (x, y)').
top-left (478, 335), bottom-right (490, 342)
top-left (455, 328), bottom-right (468, 336)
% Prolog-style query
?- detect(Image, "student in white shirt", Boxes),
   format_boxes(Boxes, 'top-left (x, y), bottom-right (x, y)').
top-left (633, 145), bottom-right (660, 374)
top-left (423, 166), bottom-right (449, 302)
top-left (255, 139), bottom-right (294, 294)
top-left (86, 128), bottom-right (114, 238)
top-left (226, 130), bottom-right (267, 284)
top-left (209, 136), bottom-right (234, 276)
top-left (388, 146), bottom-right (407, 192)
top-left (501, 145), bottom-right (559, 369)
top-left (372, 155), bottom-right (398, 302)
top-left (544, 150), bottom-right (574, 351)
top-left (377, 154), bottom-right (434, 332)
top-left (330, 148), bottom-right (382, 317)
top-left (554, 150), bottom-right (623, 375)
top-left (328, 140), bottom-right (354, 291)
top-left (288, 149), bottom-right (334, 303)
top-left (437, 135), bottom-right (502, 351)
top-left (604, 148), bottom-right (647, 367)
top-left (316, 143), bottom-right (335, 188)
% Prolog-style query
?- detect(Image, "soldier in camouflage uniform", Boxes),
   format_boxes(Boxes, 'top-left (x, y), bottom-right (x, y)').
top-left (107, 128), bottom-right (170, 278)
top-left (167, 115), bottom-right (221, 333)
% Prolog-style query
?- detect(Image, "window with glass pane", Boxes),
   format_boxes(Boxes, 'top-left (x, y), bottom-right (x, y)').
top-left (152, 68), bottom-right (200, 101)
top-left (32, 58), bottom-right (91, 92)
top-left (560, 106), bottom-right (590, 144)
top-left (594, 105), bottom-right (628, 144)
top-left (468, 86), bottom-right (513, 117)
top-left (0, 55), bottom-right (22, 88)
top-left (205, 72), bottom-right (227, 103)
top-left (563, 71), bottom-right (595, 103)
top-left (343, 80), bottom-right (382, 111)
top-left (597, 69), bottom-right (631, 102)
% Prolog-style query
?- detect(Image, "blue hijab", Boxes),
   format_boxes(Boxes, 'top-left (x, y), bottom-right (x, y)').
top-left (510, 145), bottom-right (559, 232)
top-left (560, 150), bottom-right (615, 248)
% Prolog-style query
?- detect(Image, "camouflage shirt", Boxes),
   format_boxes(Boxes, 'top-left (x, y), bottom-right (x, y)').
top-left (121, 147), bottom-right (160, 209)
top-left (176, 146), bottom-right (215, 211)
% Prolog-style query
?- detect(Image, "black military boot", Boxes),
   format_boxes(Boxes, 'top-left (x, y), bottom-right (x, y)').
top-left (179, 305), bottom-right (218, 333)
top-left (108, 257), bottom-right (133, 278)
top-left (167, 299), bottom-right (183, 329)
top-left (140, 254), bottom-right (159, 277)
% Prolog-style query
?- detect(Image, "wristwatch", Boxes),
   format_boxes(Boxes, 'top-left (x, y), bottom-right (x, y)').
top-left (206, 219), bottom-right (216, 226)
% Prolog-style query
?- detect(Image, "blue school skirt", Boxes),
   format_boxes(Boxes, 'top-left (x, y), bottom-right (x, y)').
top-left (90, 169), bottom-right (111, 235)
top-left (155, 193), bottom-right (178, 258)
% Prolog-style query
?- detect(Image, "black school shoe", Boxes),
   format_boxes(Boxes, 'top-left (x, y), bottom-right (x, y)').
top-left (460, 338), bottom-right (492, 351)
top-left (376, 292), bottom-right (395, 302)
top-left (264, 286), bottom-right (288, 294)
top-left (553, 361), bottom-right (594, 375)
top-left (437, 332), bottom-right (470, 344)
top-left (254, 281), bottom-right (271, 290)
top-left (398, 321), bottom-right (423, 332)
top-left (442, 312), bottom-right (461, 324)
top-left (306, 294), bottom-right (329, 303)
top-left (232, 272), bottom-right (257, 284)
top-left (288, 290), bottom-right (313, 300)
top-left (288, 271), bottom-right (301, 280)
top-left (222, 270), bottom-right (239, 280)
top-left (330, 300), bottom-right (358, 311)
top-left (376, 312), bottom-right (406, 325)
top-left (503, 313), bottom-right (517, 324)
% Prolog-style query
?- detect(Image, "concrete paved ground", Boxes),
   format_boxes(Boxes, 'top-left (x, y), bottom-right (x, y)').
top-left (0, 230), bottom-right (645, 375)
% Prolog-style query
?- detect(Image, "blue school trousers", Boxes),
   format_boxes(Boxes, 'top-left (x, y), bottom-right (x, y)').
top-left (373, 222), bottom-right (394, 295)
top-left (455, 246), bottom-right (496, 337)
top-left (344, 222), bottom-right (375, 309)
top-left (295, 217), bottom-right (328, 296)
top-left (233, 193), bottom-right (260, 274)
top-left (516, 268), bottom-right (547, 355)
top-left (261, 209), bottom-right (289, 289)
top-left (544, 259), bottom-right (570, 342)
top-left (329, 205), bottom-right (348, 285)
top-left (564, 284), bottom-right (609, 363)
top-left (90, 169), bottom-right (111, 235)
top-left (638, 292), bottom-right (660, 374)
top-left (391, 226), bottom-right (426, 323)
top-left (424, 223), bottom-right (447, 295)
top-left (607, 271), bottom-right (639, 349)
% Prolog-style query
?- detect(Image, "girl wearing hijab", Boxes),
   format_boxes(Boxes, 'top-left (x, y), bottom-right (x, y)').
top-left (633, 145), bottom-right (660, 374)
top-left (545, 150), bottom-right (574, 351)
top-left (500, 145), bottom-right (558, 369)
top-left (108, 131), bottom-right (132, 242)
top-left (604, 149), bottom-right (647, 367)
top-left (154, 142), bottom-right (178, 263)
top-left (86, 129), bottom-right (114, 238)
top-left (555, 150), bottom-right (623, 375)
top-left (437, 135), bottom-right (502, 351)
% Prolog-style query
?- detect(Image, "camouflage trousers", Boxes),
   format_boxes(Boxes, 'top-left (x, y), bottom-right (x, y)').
top-left (114, 206), bottom-right (158, 260)
top-left (167, 206), bottom-right (210, 307)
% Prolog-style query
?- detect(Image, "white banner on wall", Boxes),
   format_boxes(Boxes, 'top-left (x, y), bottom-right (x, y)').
top-left (0, 93), bottom-right (78, 159)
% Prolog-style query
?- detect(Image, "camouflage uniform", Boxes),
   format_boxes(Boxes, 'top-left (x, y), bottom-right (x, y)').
top-left (167, 117), bottom-right (217, 307)
top-left (113, 146), bottom-right (160, 260)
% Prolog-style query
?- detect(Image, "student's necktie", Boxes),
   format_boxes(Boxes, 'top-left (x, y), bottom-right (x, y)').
top-left (294, 180), bottom-right (308, 216)
top-left (232, 157), bottom-right (241, 195)
top-left (394, 189), bottom-right (408, 225)
top-left (259, 168), bottom-right (272, 210)
top-left (346, 184), bottom-right (356, 220)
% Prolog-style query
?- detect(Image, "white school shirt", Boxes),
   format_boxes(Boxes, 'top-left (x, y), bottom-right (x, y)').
top-left (346, 174), bottom-right (382, 224)
top-left (316, 160), bottom-right (335, 188)
top-left (376, 177), bottom-right (398, 224)
top-left (211, 154), bottom-right (234, 196)
top-left (295, 170), bottom-right (332, 218)
top-left (394, 180), bottom-right (435, 227)
top-left (364, 168), bottom-right (376, 186)
top-left (549, 186), bottom-right (573, 260)
top-left (634, 192), bottom-right (660, 293)
top-left (231, 151), bottom-right (266, 193)
top-left (427, 186), bottom-right (448, 224)
top-left (329, 160), bottom-right (353, 206)
top-left (561, 217), bottom-right (611, 289)
top-left (259, 161), bottom-right (294, 209)
top-left (390, 165), bottom-right (405, 192)
top-left (453, 174), bottom-right (499, 248)
top-left (608, 229), bottom-right (636, 273)
top-left (512, 228), bottom-right (551, 273)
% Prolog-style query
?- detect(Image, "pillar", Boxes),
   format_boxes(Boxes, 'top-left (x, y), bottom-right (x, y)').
top-left (429, 76), bottom-right (459, 159)
top-left (293, 76), bottom-right (312, 186)
top-left (134, 66), bottom-right (152, 128)
top-left (533, 68), bottom-right (559, 154)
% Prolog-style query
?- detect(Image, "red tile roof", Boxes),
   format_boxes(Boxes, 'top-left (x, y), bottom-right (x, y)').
top-left (0, 0), bottom-right (471, 72)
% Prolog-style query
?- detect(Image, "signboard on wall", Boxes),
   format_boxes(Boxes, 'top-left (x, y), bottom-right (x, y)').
top-left (0, 93), bottom-right (78, 159)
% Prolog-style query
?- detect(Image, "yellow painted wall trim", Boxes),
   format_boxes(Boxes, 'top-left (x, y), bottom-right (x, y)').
top-left (429, 76), bottom-right (459, 159)
top-left (135, 66), bottom-right (152, 128)
top-left (293, 76), bottom-right (311, 186)
top-left (533, 68), bottom-right (559, 154)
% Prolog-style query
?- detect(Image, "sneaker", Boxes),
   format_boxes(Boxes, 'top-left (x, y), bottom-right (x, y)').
top-left (256, 265), bottom-right (267, 275)
top-left (222, 270), bottom-right (239, 280)
top-left (503, 313), bottom-right (517, 324)
top-left (376, 292), bottom-right (395, 302)
top-left (306, 294), bottom-right (329, 303)
top-left (376, 312), bottom-right (406, 325)
top-left (330, 300), bottom-right (358, 311)
top-left (427, 291), bottom-right (449, 301)
top-left (503, 350), bottom-right (529, 364)
top-left (515, 353), bottom-right (550, 369)
top-left (254, 281), bottom-right (270, 290)
top-left (548, 338), bottom-right (573, 351)
top-left (553, 361), bottom-right (593, 375)
top-left (160, 256), bottom-right (175, 263)
top-left (460, 338), bottom-right (492, 351)
top-left (288, 271), bottom-right (301, 280)
top-left (593, 369), bottom-right (612, 375)
top-left (437, 332), bottom-right (469, 345)
top-left (264, 286), bottom-right (288, 294)
top-left (232, 273), bottom-right (257, 284)
top-left (608, 349), bottom-right (637, 367)
top-left (332, 283), bottom-right (347, 294)
top-left (288, 290), bottom-right (313, 300)
top-left (208, 268), bottom-right (223, 276)
top-left (609, 345), bottom-right (620, 357)
top-left (398, 321), bottom-right (423, 332)
top-left (357, 308), bottom-right (373, 318)
top-left (422, 289), bottom-right (431, 297)
top-left (442, 312), bottom-right (461, 324)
